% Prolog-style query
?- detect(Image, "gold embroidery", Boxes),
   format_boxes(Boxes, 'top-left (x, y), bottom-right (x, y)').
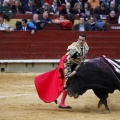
top-left (64, 42), bottom-right (89, 81)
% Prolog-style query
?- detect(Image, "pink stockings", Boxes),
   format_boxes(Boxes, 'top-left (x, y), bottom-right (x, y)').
top-left (59, 90), bottom-right (68, 107)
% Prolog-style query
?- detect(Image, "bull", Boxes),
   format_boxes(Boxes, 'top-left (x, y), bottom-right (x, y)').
top-left (66, 56), bottom-right (120, 112)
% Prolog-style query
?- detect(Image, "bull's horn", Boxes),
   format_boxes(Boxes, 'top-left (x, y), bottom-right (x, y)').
top-left (68, 71), bottom-right (76, 77)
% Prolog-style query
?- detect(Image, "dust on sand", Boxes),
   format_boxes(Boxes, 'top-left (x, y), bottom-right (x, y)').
top-left (0, 73), bottom-right (120, 120)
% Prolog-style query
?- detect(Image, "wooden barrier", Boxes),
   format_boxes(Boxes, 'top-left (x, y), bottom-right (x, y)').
top-left (44, 23), bottom-right (62, 30)
top-left (12, 14), bottom-right (58, 19)
top-left (11, 14), bottom-right (80, 20)
top-left (0, 14), bottom-right (80, 20)
top-left (107, 24), bottom-right (120, 31)
top-left (0, 31), bottom-right (120, 59)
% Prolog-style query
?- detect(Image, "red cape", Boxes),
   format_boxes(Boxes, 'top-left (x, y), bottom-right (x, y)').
top-left (34, 55), bottom-right (67, 103)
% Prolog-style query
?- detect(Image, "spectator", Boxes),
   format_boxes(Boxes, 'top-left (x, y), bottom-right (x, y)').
top-left (0, 16), bottom-right (13, 31)
top-left (30, 13), bottom-right (43, 30)
top-left (93, 3), bottom-right (109, 16)
top-left (87, 0), bottom-right (100, 9)
top-left (106, 10), bottom-right (118, 24)
top-left (95, 14), bottom-right (105, 31)
top-left (73, 16), bottom-right (89, 31)
top-left (0, 0), bottom-right (13, 21)
top-left (81, 0), bottom-right (88, 9)
top-left (83, 2), bottom-right (93, 16)
top-left (100, 0), bottom-right (110, 6)
top-left (39, 2), bottom-right (52, 14)
top-left (0, 0), bottom-right (4, 5)
top-left (49, 0), bottom-right (60, 15)
top-left (40, 11), bottom-right (52, 23)
top-left (11, 0), bottom-right (25, 14)
top-left (60, 2), bottom-right (75, 15)
top-left (70, 0), bottom-right (78, 8)
top-left (40, 11), bottom-right (52, 28)
top-left (34, 0), bottom-right (43, 9)
top-left (39, 0), bottom-right (44, 7)
top-left (73, 2), bottom-right (85, 16)
top-left (15, 18), bottom-right (36, 34)
top-left (19, 0), bottom-right (29, 6)
top-left (15, 20), bottom-right (22, 28)
top-left (85, 15), bottom-right (96, 31)
top-left (57, 0), bottom-right (66, 7)
top-left (45, 0), bottom-right (51, 5)
top-left (60, 2), bottom-right (75, 23)
top-left (109, 1), bottom-right (118, 13)
top-left (0, 0), bottom-right (11, 5)
top-left (53, 14), bottom-right (73, 30)
top-left (114, 0), bottom-right (120, 9)
top-left (118, 4), bottom-right (120, 15)
top-left (72, 0), bottom-right (87, 9)
top-left (24, 0), bottom-right (37, 14)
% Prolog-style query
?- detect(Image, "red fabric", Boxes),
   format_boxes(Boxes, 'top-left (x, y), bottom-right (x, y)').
top-left (45, 0), bottom-right (51, 5)
top-left (34, 55), bottom-right (67, 103)
top-left (58, 6), bottom-right (63, 11)
top-left (61, 21), bottom-right (73, 30)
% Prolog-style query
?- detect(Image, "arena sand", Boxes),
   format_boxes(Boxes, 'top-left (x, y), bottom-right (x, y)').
top-left (0, 73), bottom-right (120, 120)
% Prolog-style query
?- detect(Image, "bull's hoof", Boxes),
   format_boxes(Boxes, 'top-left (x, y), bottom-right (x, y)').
top-left (68, 92), bottom-right (73, 97)
top-left (99, 104), bottom-right (110, 114)
top-left (104, 109), bottom-right (110, 113)
top-left (99, 104), bottom-right (105, 113)
top-left (74, 93), bottom-right (79, 99)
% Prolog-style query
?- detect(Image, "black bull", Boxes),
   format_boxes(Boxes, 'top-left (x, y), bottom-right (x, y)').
top-left (66, 57), bottom-right (120, 111)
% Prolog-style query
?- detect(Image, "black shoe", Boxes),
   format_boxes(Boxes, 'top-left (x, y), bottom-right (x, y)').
top-left (58, 105), bottom-right (72, 109)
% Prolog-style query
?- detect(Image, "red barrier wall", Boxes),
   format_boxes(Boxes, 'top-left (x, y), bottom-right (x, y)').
top-left (0, 31), bottom-right (120, 59)
top-left (0, 14), bottom-right (80, 20)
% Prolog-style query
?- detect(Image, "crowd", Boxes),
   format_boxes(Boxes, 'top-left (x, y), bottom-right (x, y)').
top-left (0, 0), bottom-right (120, 33)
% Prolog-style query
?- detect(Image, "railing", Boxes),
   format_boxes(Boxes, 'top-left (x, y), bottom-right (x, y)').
top-left (0, 31), bottom-right (120, 59)
top-left (0, 14), bottom-right (80, 20)
top-left (107, 24), bottom-right (120, 31)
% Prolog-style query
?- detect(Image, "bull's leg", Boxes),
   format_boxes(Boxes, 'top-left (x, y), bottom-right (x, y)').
top-left (98, 99), bottom-right (110, 112)
top-left (93, 89), bottom-right (110, 112)
top-left (102, 99), bottom-right (110, 112)
top-left (98, 100), bottom-right (102, 108)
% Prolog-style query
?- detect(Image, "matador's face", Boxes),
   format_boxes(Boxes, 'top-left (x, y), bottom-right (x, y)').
top-left (77, 36), bottom-right (86, 47)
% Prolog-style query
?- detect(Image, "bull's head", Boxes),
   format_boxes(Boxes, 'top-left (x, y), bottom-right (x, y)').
top-left (66, 75), bottom-right (79, 99)
top-left (66, 74), bottom-right (87, 99)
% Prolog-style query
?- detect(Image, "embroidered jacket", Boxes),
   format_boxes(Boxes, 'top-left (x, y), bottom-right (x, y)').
top-left (64, 41), bottom-right (89, 79)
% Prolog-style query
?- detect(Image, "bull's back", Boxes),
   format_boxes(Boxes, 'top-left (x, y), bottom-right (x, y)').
top-left (76, 62), bottom-right (119, 91)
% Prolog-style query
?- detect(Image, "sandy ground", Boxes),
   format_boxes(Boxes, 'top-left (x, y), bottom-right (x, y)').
top-left (0, 73), bottom-right (120, 120)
